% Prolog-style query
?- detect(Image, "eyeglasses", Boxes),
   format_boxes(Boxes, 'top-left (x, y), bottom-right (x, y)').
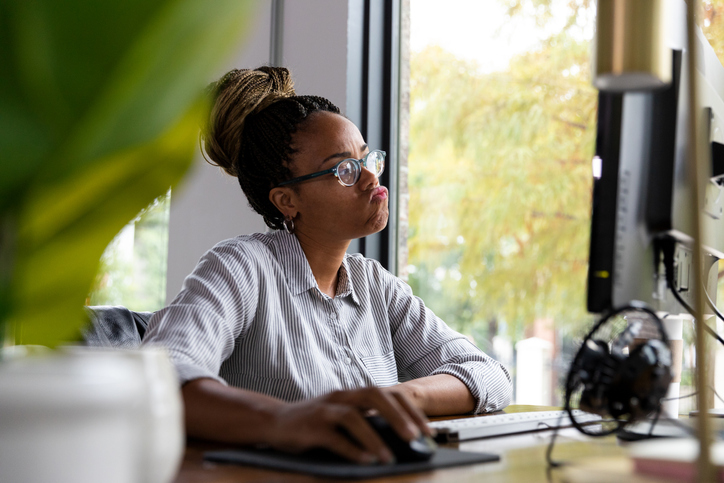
top-left (277, 150), bottom-right (386, 187)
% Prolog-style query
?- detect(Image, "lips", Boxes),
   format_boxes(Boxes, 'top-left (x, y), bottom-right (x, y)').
top-left (370, 186), bottom-right (388, 203)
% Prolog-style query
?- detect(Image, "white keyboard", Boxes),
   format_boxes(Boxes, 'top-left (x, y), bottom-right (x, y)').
top-left (429, 410), bottom-right (602, 442)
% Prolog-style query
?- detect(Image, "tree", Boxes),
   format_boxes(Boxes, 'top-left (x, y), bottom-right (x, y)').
top-left (407, 24), bottom-right (597, 339)
top-left (407, 0), bottom-right (724, 343)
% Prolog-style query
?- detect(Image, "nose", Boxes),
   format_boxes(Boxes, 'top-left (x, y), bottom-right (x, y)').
top-left (358, 165), bottom-right (379, 190)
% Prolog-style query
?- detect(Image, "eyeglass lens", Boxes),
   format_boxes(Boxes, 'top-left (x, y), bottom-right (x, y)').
top-left (337, 151), bottom-right (385, 186)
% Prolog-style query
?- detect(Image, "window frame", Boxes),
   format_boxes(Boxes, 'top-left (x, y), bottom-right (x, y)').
top-left (346, 0), bottom-right (403, 274)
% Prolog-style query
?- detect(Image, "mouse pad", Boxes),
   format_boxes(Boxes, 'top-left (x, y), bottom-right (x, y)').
top-left (204, 447), bottom-right (499, 479)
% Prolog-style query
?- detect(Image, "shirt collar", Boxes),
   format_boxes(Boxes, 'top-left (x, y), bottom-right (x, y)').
top-left (271, 230), bottom-right (317, 296)
top-left (338, 256), bottom-right (361, 306)
top-left (271, 230), bottom-right (361, 305)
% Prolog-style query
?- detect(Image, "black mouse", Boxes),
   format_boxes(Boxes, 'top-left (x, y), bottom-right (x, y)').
top-left (364, 415), bottom-right (437, 463)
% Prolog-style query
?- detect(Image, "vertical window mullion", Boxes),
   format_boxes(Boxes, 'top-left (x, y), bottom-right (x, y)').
top-left (351, 0), bottom-right (401, 273)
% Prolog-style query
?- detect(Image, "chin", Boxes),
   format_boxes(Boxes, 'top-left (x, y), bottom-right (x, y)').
top-left (370, 210), bottom-right (389, 233)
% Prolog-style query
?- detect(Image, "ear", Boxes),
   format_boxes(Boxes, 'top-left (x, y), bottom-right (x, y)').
top-left (268, 187), bottom-right (298, 218)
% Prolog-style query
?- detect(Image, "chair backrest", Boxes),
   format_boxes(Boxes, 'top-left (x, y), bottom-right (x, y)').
top-left (83, 306), bottom-right (154, 349)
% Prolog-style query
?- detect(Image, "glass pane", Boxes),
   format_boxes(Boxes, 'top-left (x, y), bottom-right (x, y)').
top-left (405, 0), bottom-right (724, 411)
top-left (88, 190), bottom-right (171, 312)
top-left (702, 0), bottom-right (724, 65)
top-left (405, 0), bottom-right (598, 406)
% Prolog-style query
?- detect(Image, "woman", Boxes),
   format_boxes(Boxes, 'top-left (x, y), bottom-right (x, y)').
top-left (143, 66), bottom-right (512, 464)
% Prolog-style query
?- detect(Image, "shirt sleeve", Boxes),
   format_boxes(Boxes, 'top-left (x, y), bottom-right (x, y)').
top-left (142, 240), bottom-right (259, 386)
top-left (382, 267), bottom-right (512, 414)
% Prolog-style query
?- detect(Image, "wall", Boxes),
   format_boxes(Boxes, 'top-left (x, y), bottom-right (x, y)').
top-left (165, 0), bottom-right (354, 302)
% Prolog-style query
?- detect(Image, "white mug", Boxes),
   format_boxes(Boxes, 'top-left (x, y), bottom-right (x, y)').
top-left (0, 351), bottom-right (146, 483)
top-left (61, 346), bottom-right (185, 483)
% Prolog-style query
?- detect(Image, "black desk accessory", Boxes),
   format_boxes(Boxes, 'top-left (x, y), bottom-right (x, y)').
top-left (204, 447), bottom-right (499, 479)
top-left (363, 414), bottom-right (437, 462)
top-left (564, 303), bottom-right (672, 436)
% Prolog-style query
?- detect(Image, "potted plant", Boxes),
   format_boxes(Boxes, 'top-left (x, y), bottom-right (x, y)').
top-left (0, 0), bottom-right (257, 481)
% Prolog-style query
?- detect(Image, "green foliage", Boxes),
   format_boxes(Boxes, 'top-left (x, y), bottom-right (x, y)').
top-left (408, 0), bottom-right (724, 341)
top-left (408, 31), bottom-right (598, 337)
top-left (0, 0), bottom-right (257, 347)
top-left (504, 0), bottom-right (724, 65)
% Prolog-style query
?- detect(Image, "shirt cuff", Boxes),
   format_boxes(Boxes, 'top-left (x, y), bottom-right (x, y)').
top-left (144, 343), bottom-right (228, 387)
top-left (430, 361), bottom-right (512, 414)
top-left (174, 362), bottom-right (228, 387)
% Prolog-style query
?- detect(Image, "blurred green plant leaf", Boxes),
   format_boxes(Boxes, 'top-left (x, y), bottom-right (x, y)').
top-left (0, 0), bottom-right (258, 346)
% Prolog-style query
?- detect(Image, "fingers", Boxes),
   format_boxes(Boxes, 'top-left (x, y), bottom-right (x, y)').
top-left (269, 401), bottom-right (394, 464)
top-left (368, 391), bottom-right (424, 441)
top-left (389, 391), bottom-right (434, 437)
top-left (333, 410), bottom-right (395, 464)
top-left (268, 387), bottom-right (431, 465)
top-left (319, 430), bottom-right (383, 465)
top-left (328, 387), bottom-right (428, 441)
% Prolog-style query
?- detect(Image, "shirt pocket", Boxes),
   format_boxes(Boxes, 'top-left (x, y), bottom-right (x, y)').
top-left (361, 351), bottom-right (399, 387)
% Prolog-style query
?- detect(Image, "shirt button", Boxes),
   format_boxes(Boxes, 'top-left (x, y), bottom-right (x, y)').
top-left (345, 357), bottom-right (352, 365)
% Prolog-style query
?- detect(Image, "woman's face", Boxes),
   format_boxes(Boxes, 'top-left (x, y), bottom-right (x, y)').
top-left (283, 111), bottom-right (389, 243)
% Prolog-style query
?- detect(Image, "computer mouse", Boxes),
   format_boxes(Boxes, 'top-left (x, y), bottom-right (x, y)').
top-left (364, 415), bottom-right (437, 463)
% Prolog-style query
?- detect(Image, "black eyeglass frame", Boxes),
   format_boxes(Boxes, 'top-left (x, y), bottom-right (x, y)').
top-left (276, 150), bottom-right (386, 187)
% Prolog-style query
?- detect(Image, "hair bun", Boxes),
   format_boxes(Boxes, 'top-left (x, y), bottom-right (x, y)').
top-left (202, 66), bottom-right (296, 176)
top-left (252, 66), bottom-right (296, 113)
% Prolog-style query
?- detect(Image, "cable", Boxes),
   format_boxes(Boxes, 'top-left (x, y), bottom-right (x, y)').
top-left (669, 288), bottom-right (724, 346)
top-left (664, 392), bottom-right (697, 401)
top-left (647, 406), bottom-right (661, 438)
top-left (544, 414), bottom-right (620, 469)
top-left (544, 412), bottom-right (565, 469)
top-left (704, 287), bottom-right (724, 325)
top-left (664, 387), bottom-right (724, 405)
top-left (658, 416), bottom-right (697, 436)
top-left (714, 386), bottom-right (724, 405)
top-left (657, 234), bottom-right (724, 347)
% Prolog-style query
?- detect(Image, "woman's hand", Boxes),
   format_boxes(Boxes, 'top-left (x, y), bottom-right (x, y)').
top-left (266, 387), bottom-right (431, 464)
top-left (182, 379), bottom-right (434, 464)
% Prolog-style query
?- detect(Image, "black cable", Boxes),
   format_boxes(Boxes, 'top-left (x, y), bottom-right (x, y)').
top-left (664, 392), bottom-right (697, 401)
top-left (664, 387), bottom-right (724, 405)
top-left (647, 406), bottom-right (661, 438)
top-left (668, 287), bottom-right (724, 347)
top-left (658, 416), bottom-right (698, 436)
top-left (544, 412), bottom-right (565, 469)
top-left (714, 386), bottom-right (724, 405)
top-left (545, 413), bottom-right (623, 470)
top-left (704, 287), bottom-right (724, 332)
top-left (657, 234), bottom-right (724, 347)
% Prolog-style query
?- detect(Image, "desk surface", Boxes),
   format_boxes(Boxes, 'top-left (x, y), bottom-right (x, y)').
top-left (171, 405), bottom-right (666, 483)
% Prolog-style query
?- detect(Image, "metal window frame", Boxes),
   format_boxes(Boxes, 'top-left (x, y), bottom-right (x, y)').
top-left (347, 0), bottom-right (401, 274)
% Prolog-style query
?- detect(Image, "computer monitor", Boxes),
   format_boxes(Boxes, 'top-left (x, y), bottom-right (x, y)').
top-left (586, 26), bottom-right (724, 315)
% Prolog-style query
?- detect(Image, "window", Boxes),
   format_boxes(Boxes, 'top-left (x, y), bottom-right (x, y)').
top-left (402, 0), bottom-right (602, 407)
top-left (88, 191), bottom-right (171, 312)
top-left (402, 0), bottom-right (724, 409)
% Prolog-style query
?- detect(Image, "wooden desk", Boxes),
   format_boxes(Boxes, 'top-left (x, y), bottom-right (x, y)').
top-left (171, 406), bottom-right (663, 483)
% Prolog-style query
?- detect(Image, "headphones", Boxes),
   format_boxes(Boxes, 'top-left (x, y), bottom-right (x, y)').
top-left (565, 302), bottom-right (673, 435)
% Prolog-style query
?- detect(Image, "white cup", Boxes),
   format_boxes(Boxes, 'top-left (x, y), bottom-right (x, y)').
top-left (61, 346), bottom-right (185, 483)
top-left (0, 351), bottom-right (145, 483)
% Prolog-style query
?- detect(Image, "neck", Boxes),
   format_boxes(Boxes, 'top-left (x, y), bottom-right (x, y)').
top-left (294, 231), bottom-right (350, 298)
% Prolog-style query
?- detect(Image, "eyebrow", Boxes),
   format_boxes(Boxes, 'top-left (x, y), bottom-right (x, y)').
top-left (318, 144), bottom-right (369, 168)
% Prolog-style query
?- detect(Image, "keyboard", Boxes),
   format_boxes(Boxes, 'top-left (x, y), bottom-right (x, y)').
top-left (429, 410), bottom-right (602, 442)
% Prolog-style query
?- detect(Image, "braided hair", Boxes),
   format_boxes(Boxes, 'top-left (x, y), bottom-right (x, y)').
top-left (201, 66), bottom-right (341, 230)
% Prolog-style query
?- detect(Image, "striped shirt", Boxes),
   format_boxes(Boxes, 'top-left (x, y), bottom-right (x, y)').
top-left (142, 230), bottom-right (512, 413)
